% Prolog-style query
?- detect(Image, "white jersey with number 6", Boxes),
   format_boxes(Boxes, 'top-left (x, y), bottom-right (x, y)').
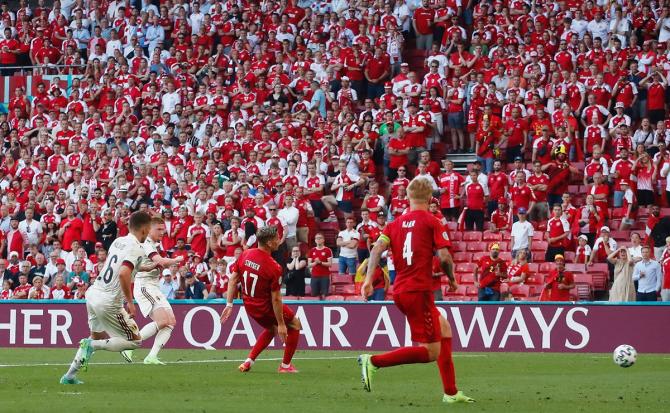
top-left (89, 233), bottom-right (145, 304)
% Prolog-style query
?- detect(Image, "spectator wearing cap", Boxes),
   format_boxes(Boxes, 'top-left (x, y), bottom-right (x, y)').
top-left (546, 204), bottom-right (571, 263)
top-left (540, 255), bottom-right (575, 302)
top-left (475, 243), bottom-right (508, 301)
top-left (510, 207), bottom-right (534, 259)
top-left (574, 235), bottom-right (592, 265)
top-left (590, 226), bottom-right (618, 266)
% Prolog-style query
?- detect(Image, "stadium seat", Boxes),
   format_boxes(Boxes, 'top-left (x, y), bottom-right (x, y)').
top-left (326, 295), bottom-right (345, 301)
top-left (345, 296), bottom-right (366, 302)
top-left (463, 231), bottom-right (483, 242)
top-left (573, 273), bottom-right (593, 285)
top-left (509, 284), bottom-right (531, 298)
top-left (465, 285), bottom-right (479, 296)
top-left (539, 262), bottom-right (554, 274)
top-left (450, 231), bottom-right (463, 241)
top-left (483, 231), bottom-right (502, 242)
top-left (564, 251), bottom-right (576, 262)
top-left (472, 252), bottom-right (488, 261)
top-left (445, 285), bottom-right (467, 296)
top-left (610, 230), bottom-right (629, 241)
top-left (531, 241), bottom-right (548, 251)
top-left (590, 263), bottom-right (608, 273)
top-left (501, 231), bottom-right (511, 241)
top-left (532, 232), bottom-right (545, 241)
top-left (527, 263), bottom-right (539, 273)
top-left (466, 242), bottom-right (487, 252)
top-left (566, 263), bottom-right (587, 273)
top-left (331, 274), bottom-right (353, 284)
top-left (445, 222), bottom-right (458, 231)
top-left (453, 252), bottom-right (471, 263)
top-left (499, 252), bottom-right (512, 261)
top-left (455, 263), bottom-right (476, 274)
top-left (532, 251), bottom-right (547, 262)
top-left (575, 283), bottom-right (593, 300)
top-left (458, 273), bottom-right (475, 285)
top-left (332, 284), bottom-right (356, 295)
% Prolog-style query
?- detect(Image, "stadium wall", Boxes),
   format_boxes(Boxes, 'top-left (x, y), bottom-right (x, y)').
top-left (1, 300), bottom-right (669, 353)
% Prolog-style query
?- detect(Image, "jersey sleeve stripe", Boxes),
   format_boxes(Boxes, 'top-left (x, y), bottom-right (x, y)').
top-left (121, 261), bottom-right (135, 271)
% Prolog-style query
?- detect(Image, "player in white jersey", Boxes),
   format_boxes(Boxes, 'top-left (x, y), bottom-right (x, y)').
top-left (60, 211), bottom-right (153, 385)
top-left (122, 216), bottom-right (184, 365)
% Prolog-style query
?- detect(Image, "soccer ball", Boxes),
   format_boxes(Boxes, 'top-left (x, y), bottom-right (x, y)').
top-left (613, 344), bottom-right (637, 368)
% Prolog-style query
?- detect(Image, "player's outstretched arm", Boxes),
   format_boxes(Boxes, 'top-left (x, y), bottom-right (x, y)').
top-left (152, 254), bottom-right (184, 268)
top-left (220, 271), bottom-right (239, 324)
top-left (271, 289), bottom-right (288, 342)
top-left (362, 236), bottom-right (389, 299)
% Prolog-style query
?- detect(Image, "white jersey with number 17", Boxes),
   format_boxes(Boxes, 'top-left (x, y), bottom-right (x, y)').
top-left (89, 233), bottom-right (145, 304)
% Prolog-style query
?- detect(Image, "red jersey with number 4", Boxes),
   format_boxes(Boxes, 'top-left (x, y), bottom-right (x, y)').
top-left (381, 209), bottom-right (451, 294)
top-left (232, 248), bottom-right (283, 316)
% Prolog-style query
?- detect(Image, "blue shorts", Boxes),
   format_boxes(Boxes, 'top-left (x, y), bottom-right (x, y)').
top-left (338, 200), bottom-right (353, 213)
top-left (447, 112), bottom-right (464, 128)
top-left (338, 256), bottom-right (357, 275)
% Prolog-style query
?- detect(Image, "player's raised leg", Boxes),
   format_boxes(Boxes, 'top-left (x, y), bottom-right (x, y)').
top-left (239, 328), bottom-right (276, 372)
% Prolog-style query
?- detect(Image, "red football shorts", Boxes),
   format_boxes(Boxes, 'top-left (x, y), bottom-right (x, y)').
top-left (393, 291), bottom-right (442, 343)
top-left (246, 304), bottom-right (296, 330)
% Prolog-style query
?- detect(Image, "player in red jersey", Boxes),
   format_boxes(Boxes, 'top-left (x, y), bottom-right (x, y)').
top-left (358, 177), bottom-right (474, 404)
top-left (220, 226), bottom-right (302, 373)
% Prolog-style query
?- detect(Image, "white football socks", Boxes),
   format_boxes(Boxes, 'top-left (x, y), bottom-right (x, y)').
top-left (148, 326), bottom-right (173, 358)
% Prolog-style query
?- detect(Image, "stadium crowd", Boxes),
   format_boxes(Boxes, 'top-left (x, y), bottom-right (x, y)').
top-left (1, 0), bottom-right (670, 303)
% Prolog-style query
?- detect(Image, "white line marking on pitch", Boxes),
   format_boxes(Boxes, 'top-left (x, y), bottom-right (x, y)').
top-left (0, 354), bottom-right (487, 368)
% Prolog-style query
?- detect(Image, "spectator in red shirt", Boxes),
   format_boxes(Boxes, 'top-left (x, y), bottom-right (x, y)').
top-left (308, 233), bottom-right (333, 301)
top-left (540, 255), bottom-right (575, 301)
top-left (462, 169), bottom-right (487, 231)
top-left (546, 204), bottom-right (571, 262)
top-left (475, 243), bottom-right (508, 301)
top-left (413, 0), bottom-right (435, 50)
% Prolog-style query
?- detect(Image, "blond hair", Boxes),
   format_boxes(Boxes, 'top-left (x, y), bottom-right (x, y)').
top-left (407, 177), bottom-right (433, 203)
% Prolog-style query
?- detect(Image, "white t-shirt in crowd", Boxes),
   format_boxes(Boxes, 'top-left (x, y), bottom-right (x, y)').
top-left (511, 220), bottom-right (534, 250)
top-left (337, 229), bottom-right (359, 258)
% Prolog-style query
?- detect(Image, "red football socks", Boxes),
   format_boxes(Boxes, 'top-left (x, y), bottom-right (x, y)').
top-left (282, 328), bottom-right (300, 365)
top-left (370, 346), bottom-right (430, 368)
top-left (249, 329), bottom-right (274, 361)
top-left (438, 337), bottom-right (458, 396)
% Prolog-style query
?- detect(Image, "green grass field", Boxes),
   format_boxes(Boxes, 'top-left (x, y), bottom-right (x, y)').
top-left (1, 348), bottom-right (668, 413)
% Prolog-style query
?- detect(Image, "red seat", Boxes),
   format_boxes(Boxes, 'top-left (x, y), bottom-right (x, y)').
top-left (483, 231), bottom-right (502, 241)
top-left (445, 221), bottom-right (457, 231)
top-left (453, 252), bottom-right (471, 263)
top-left (499, 252), bottom-right (512, 261)
top-left (463, 231), bottom-right (483, 242)
top-left (590, 263), bottom-right (608, 273)
top-left (531, 241), bottom-right (548, 251)
top-left (611, 208), bottom-right (625, 219)
top-left (465, 285), bottom-right (479, 296)
top-left (458, 273), bottom-right (475, 285)
top-left (332, 284), bottom-right (356, 295)
top-left (455, 263), bottom-right (476, 274)
top-left (563, 251), bottom-right (576, 262)
top-left (575, 283), bottom-right (593, 300)
top-left (501, 231), bottom-right (511, 241)
top-left (573, 273), bottom-right (593, 285)
top-left (565, 263), bottom-right (587, 273)
top-left (509, 284), bottom-right (531, 297)
top-left (445, 285), bottom-right (467, 296)
top-left (590, 272), bottom-right (608, 291)
top-left (331, 274), bottom-right (353, 284)
top-left (345, 296), bottom-right (366, 301)
top-left (527, 263), bottom-right (539, 273)
top-left (466, 241), bottom-right (487, 252)
top-left (497, 241), bottom-right (509, 251)
top-left (525, 274), bottom-right (544, 285)
top-left (532, 251), bottom-right (546, 262)
top-left (532, 232), bottom-right (545, 241)
top-left (610, 230), bottom-right (629, 241)
top-left (450, 231), bottom-right (463, 241)
top-left (472, 252), bottom-right (488, 261)
top-left (539, 262), bottom-right (553, 273)
top-left (326, 295), bottom-right (345, 301)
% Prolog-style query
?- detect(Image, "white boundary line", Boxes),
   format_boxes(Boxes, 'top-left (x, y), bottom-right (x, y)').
top-left (0, 354), bottom-right (489, 368)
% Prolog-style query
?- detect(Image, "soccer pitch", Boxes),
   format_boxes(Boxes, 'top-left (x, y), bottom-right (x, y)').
top-left (1, 349), bottom-right (668, 413)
